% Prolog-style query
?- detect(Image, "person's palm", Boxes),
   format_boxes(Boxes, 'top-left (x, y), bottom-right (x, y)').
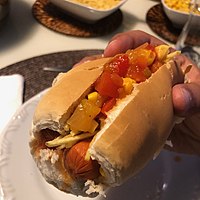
top-left (168, 113), bottom-right (200, 155)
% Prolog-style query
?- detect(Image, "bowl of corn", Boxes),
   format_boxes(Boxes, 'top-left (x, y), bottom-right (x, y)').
top-left (161, 0), bottom-right (200, 29)
top-left (49, 0), bottom-right (127, 23)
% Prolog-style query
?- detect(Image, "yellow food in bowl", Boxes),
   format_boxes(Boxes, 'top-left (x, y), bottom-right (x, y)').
top-left (164, 0), bottom-right (200, 15)
top-left (69, 0), bottom-right (121, 10)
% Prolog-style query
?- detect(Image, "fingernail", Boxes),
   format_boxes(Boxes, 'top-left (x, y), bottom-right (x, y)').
top-left (104, 40), bottom-right (117, 57)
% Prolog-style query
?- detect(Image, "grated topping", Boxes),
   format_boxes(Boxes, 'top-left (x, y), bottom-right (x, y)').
top-left (39, 149), bottom-right (59, 164)
top-left (85, 180), bottom-right (106, 197)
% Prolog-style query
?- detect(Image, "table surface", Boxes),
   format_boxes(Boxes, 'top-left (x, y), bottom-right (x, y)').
top-left (1, 3), bottom-right (200, 200)
top-left (0, 0), bottom-right (166, 70)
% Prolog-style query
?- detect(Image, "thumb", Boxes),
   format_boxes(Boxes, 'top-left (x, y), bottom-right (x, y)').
top-left (172, 83), bottom-right (200, 116)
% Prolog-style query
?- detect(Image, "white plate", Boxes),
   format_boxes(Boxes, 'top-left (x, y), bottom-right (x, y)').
top-left (0, 90), bottom-right (200, 200)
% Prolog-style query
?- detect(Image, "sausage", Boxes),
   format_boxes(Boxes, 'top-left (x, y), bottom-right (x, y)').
top-left (64, 140), bottom-right (100, 181)
top-left (30, 129), bottom-right (60, 154)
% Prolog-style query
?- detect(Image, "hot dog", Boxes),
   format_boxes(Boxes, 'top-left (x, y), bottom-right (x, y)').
top-left (30, 43), bottom-right (184, 197)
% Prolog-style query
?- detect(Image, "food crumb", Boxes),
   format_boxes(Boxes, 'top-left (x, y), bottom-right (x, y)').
top-left (39, 149), bottom-right (59, 164)
top-left (85, 180), bottom-right (106, 197)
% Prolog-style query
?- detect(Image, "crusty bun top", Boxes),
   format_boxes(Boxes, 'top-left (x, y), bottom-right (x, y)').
top-left (32, 58), bottom-right (110, 134)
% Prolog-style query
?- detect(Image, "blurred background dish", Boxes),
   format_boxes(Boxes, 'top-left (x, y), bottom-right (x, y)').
top-left (161, 0), bottom-right (200, 29)
top-left (49, 0), bottom-right (127, 23)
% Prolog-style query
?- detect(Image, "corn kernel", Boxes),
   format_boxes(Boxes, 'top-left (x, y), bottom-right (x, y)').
top-left (88, 91), bottom-right (98, 102)
top-left (123, 77), bottom-right (135, 95)
top-left (155, 45), bottom-right (170, 61)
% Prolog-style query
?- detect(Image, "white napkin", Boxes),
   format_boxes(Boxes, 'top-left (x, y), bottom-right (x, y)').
top-left (0, 74), bottom-right (24, 134)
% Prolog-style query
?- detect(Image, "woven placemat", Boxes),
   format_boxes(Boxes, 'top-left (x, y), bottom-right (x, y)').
top-left (32, 0), bottom-right (123, 37)
top-left (146, 4), bottom-right (200, 46)
top-left (0, 49), bottom-right (103, 102)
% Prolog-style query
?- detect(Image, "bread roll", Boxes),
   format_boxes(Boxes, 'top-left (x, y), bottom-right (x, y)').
top-left (30, 47), bottom-right (184, 197)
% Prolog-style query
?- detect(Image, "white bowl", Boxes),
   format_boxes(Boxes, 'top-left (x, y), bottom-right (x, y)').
top-left (49, 0), bottom-right (127, 23)
top-left (161, 0), bottom-right (200, 29)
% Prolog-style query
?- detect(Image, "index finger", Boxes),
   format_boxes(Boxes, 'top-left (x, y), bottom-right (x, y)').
top-left (104, 30), bottom-right (165, 57)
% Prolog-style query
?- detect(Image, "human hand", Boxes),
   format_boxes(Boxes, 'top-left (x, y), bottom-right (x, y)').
top-left (167, 54), bottom-right (200, 155)
top-left (104, 30), bottom-right (200, 156)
